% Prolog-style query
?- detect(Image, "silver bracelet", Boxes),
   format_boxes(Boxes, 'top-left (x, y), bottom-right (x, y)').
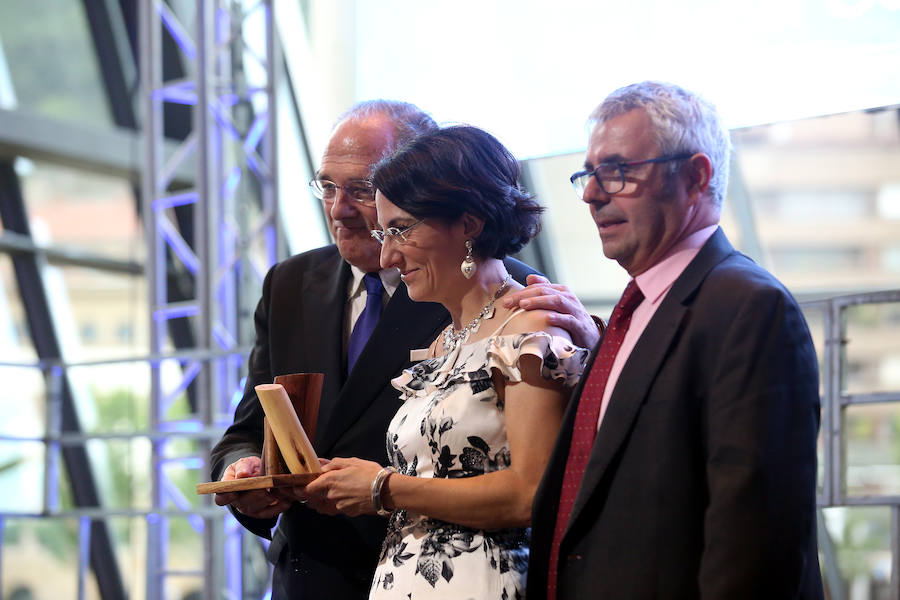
top-left (371, 466), bottom-right (397, 517)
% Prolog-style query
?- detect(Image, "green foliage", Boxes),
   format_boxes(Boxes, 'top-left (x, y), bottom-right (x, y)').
top-left (94, 386), bottom-right (149, 432)
top-left (89, 386), bottom-right (202, 544)
top-left (0, 455), bottom-right (26, 473)
top-left (34, 520), bottom-right (78, 562)
top-left (893, 412), bottom-right (900, 463)
top-left (831, 507), bottom-right (891, 580)
top-left (846, 412), bottom-right (874, 439)
top-left (90, 386), bottom-right (145, 540)
top-left (3, 520), bottom-right (22, 544)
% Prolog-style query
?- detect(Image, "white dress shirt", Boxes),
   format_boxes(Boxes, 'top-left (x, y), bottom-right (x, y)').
top-left (345, 265), bottom-right (400, 350)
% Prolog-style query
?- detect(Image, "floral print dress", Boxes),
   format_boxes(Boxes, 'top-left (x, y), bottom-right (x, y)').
top-left (369, 310), bottom-right (587, 600)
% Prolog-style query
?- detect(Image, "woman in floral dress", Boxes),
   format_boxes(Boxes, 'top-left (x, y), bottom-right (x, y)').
top-left (304, 126), bottom-right (588, 599)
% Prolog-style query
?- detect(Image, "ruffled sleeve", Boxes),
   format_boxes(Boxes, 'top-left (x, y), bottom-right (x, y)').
top-left (485, 332), bottom-right (588, 388)
top-left (391, 332), bottom-right (588, 400)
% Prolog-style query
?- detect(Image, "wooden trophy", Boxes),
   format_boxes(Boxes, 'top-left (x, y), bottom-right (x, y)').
top-left (196, 373), bottom-right (323, 494)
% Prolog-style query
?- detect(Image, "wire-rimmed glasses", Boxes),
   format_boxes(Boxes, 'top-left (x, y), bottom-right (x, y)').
top-left (370, 220), bottom-right (425, 245)
top-left (569, 153), bottom-right (693, 199)
top-left (309, 178), bottom-right (376, 204)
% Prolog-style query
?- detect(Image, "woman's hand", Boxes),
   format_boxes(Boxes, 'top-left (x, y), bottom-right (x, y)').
top-left (302, 457), bottom-right (384, 517)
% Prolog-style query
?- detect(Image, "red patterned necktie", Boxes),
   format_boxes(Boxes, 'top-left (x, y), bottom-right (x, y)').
top-left (546, 279), bottom-right (644, 597)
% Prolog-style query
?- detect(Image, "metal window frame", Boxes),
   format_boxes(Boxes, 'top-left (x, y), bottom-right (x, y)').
top-left (804, 289), bottom-right (900, 600)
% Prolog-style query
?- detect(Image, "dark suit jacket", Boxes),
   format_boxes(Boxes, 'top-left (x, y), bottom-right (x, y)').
top-left (528, 229), bottom-right (823, 600)
top-left (211, 244), bottom-right (537, 599)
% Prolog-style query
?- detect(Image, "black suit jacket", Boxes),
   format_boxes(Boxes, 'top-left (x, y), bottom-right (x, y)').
top-left (211, 244), bottom-right (537, 599)
top-left (528, 229), bottom-right (823, 600)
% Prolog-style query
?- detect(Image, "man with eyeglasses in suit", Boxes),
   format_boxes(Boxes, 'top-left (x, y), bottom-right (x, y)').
top-left (521, 81), bottom-right (823, 600)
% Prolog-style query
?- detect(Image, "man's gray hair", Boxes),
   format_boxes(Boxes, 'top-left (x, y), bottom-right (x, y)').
top-left (337, 99), bottom-right (438, 156)
top-left (589, 81), bottom-right (732, 207)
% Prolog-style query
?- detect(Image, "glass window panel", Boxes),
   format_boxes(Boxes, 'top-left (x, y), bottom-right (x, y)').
top-left (156, 357), bottom-right (200, 423)
top-left (1, 517), bottom-right (101, 599)
top-left (844, 403), bottom-right (900, 498)
top-left (0, 253), bottom-right (38, 363)
top-left (0, 366), bottom-right (44, 438)
top-left (883, 245), bottom-right (900, 273)
top-left (0, 0), bottom-right (112, 126)
top-left (162, 438), bottom-right (207, 512)
top-left (108, 516), bottom-right (147, 599)
top-left (877, 183), bottom-right (900, 219)
top-left (277, 75), bottom-right (329, 255)
top-left (0, 440), bottom-right (45, 513)
top-left (844, 302), bottom-right (900, 395)
top-left (821, 506), bottom-right (892, 598)
top-left (237, 526), bottom-right (273, 597)
top-left (211, 354), bottom-right (249, 421)
top-left (85, 438), bottom-right (152, 511)
top-left (17, 160), bottom-right (143, 264)
top-left (164, 515), bottom-right (204, 575)
top-left (44, 266), bottom-right (146, 364)
top-left (68, 363), bottom-right (149, 435)
top-left (166, 575), bottom-right (204, 600)
top-left (771, 247), bottom-right (864, 272)
top-left (759, 190), bottom-right (870, 221)
top-left (732, 110), bottom-right (900, 296)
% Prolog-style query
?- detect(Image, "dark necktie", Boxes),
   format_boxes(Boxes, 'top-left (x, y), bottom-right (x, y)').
top-left (347, 273), bottom-right (384, 372)
top-left (546, 279), bottom-right (644, 597)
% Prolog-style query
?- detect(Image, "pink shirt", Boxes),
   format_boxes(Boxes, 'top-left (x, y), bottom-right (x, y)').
top-left (596, 225), bottom-right (719, 428)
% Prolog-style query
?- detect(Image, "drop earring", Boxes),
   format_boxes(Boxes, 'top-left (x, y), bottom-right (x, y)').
top-left (461, 240), bottom-right (477, 279)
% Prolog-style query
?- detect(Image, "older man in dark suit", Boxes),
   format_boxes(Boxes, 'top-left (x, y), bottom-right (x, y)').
top-left (526, 82), bottom-right (823, 599)
top-left (210, 100), bottom-right (545, 600)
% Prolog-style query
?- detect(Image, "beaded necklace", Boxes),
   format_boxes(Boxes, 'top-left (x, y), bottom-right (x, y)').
top-left (442, 274), bottom-right (512, 353)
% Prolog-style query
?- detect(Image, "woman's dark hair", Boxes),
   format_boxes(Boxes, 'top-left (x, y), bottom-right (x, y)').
top-left (371, 125), bottom-right (543, 259)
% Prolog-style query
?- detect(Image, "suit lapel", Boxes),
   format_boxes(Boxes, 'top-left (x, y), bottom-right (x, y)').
top-left (299, 250), bottom-right (350, 445)
top-left (565, 228), bottom-right (737, 534)
top-left (316, 282), bottom-right (449, 456)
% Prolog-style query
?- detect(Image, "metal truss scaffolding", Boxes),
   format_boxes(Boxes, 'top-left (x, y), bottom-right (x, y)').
top-left (139, 1), bottom-right (278, 598)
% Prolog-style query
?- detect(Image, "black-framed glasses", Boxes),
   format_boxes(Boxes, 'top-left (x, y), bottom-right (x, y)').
top-left (370, 219), bottom-right (425, 245)
top-left (309, 178), bottom-right (376, 204)
top-left (569, 153), bottom-right (693, 199)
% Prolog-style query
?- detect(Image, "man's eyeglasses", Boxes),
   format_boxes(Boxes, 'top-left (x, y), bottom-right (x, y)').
top-left (569, 153), bottom-right (693, 199)
top-left (309, 178), bottom-right (376, 204)
top-left (370, 220), bottom-right (425, 245)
